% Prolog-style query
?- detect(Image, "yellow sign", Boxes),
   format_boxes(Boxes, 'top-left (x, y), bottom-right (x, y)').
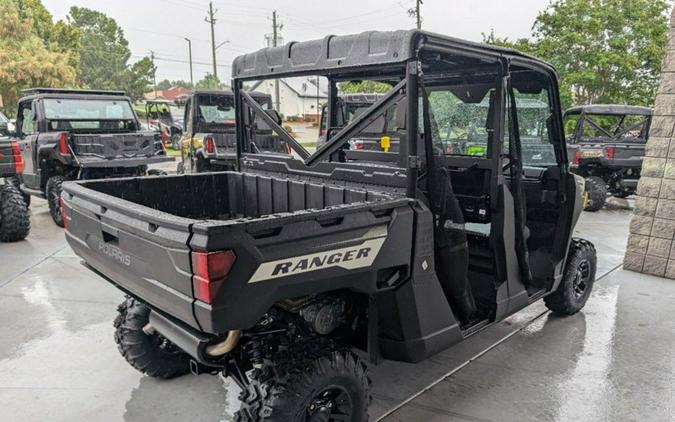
top-left (380, 136), bottom-right (391, 152)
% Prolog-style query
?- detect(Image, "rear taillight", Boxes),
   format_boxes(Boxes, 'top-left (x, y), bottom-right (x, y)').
top-left (354, 140), bottom-right (365, 150)
top-left (205, 136), bottom-right (215, 154)
top-left (191, 250), bottom-right (236, 304)
top-left (605, 146), bottom-right (615, 159)
top-left (11, 142), bottom-right (24, 173)
top-left (58, 132), bottom-right (69, 155)
top-left (573, 150), bottom-right (580, 165)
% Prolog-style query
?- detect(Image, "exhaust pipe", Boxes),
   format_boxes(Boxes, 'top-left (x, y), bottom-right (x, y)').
top-left (205, 330), bottom-right (241, 357)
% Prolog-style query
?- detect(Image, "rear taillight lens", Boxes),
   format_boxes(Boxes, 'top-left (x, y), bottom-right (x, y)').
top-left (605, 146), bottom-right (615, 159)
top-left (191, 250), bottom-right (236, 304)
top-left (58, 132), bottom-right (69, 155)
top-left (354, 140), bottom-right (365, 150)
top-left (11, 142), bottom-right (24, 173)
top-left (205, 136), bottom-right (215, 154)
top-left (573, 150), bottom-right (580, 165)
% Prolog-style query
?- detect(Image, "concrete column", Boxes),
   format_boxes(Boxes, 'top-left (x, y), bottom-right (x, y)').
top-left (624, 10), bottom-right (675, 278)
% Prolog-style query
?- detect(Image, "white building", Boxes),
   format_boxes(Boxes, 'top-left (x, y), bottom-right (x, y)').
top-left (251, 77), bottom-right (328, 120)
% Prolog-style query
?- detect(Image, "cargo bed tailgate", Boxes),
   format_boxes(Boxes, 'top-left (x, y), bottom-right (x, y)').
top-left (63, 182), bottom-right (199, 327)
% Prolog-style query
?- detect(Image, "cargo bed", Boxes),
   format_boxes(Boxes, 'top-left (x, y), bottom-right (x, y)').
top-left (63, 172), bottom-right (413, 333)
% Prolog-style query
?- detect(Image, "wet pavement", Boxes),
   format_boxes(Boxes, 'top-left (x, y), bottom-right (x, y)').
top-left (1, 197), bottom-right (671, 422)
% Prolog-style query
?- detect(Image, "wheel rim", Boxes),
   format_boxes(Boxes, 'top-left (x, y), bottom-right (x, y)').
top-left (572, 259), bottom-right (591, 298)
top-left (305, 385), bottom-right (354, 422)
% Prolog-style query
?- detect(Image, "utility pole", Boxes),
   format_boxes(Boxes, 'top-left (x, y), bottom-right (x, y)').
top-left (271, 10), bottom-right (282, 111)
top-left (149, 50), bottom-right (157, 97)
top-left (184, 38), bottom-right (193, 87)
top-left (408, 0), bottom-right (423, 29)
top-left (205, 2), bottom-right (218, 81)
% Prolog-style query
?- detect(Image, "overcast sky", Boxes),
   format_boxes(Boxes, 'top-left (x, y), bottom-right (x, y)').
top-left (42, 0), bottom-right (552, 82)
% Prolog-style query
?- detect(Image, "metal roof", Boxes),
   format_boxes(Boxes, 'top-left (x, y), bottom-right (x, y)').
top-left (564, 104), bottom-right (653, 116)
top-left (232, 29), bottom-right (550, 81)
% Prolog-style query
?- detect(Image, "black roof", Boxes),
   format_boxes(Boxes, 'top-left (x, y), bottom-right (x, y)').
top-left (564, 104), bottom-right (653, 116)
top-left (232, 29), bottom-right (551, 81)
top-left (21, 87), bottom-right (126, 97)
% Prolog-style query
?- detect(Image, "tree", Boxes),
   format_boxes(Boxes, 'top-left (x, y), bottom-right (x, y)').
top-left (123, 58), bottom-right (156, 100)
top-left (156, 79), bottom-right (192, 90)
top-left (195, 73), bottom-right (223, 90)
top-left (0, 0), bottom-right (77, 113)
top-left (338, 80), bottom-right (391, 94)
top-left (486, 0), bottom-right (669, 108)
top-left (69, 6), bottom-right (130, 91)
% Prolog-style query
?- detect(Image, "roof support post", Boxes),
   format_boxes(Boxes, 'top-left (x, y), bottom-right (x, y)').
top-left (405, 59), bottom-right (419, 199)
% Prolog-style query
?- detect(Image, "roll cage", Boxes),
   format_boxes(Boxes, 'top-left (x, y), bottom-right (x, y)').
top-left (232, 30), bottom-right (567, 197)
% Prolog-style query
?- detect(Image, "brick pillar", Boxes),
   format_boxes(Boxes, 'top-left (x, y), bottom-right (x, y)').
top-left (624, 10), bottom-right (675, 278)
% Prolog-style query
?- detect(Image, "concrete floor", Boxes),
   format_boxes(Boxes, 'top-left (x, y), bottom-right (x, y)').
top-left (0, 197), bottom-right (671, 422)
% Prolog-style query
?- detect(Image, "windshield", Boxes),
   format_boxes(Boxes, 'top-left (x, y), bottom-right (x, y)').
top-left (565, 113), bottom-right (650, 142)
top-left (197, 95), bottom-right (235, 123)
top-left (44, 99), bottom-right (135, 120)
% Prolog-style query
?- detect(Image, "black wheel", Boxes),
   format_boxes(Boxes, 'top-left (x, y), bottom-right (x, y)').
top-left (613, 191), bottom-right (631, 199)
top-left (545, 238), bottom-right (596, 315)
top-left (0, 185), bottom-right (30, 242)
top-left (6, 176), bottom-right (30, 207)
top-left (235, 341), bottom-right (371, 422)
top-left (46, 176), bottom-right (65, 227)
top-left (171, 133), bottom-right (181, 150)
top-left (584, 176), bottom-right (607, 212)
top-left (176, 162), bottom-right (185, 174)
top-left (113, 297), bottom-right (191, 379)
top-left (147, 169), bottom-right (168, 176)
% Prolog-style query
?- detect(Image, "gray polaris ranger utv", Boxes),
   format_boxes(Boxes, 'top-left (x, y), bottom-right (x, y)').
top-left (0, 137), bottom-right (30, 241)
top-left (565, 104), bottom-right (652, 211)
top-left (11, 88), bottom-right (173, 227)
top-left (64, 30), bottom-right (596, 421)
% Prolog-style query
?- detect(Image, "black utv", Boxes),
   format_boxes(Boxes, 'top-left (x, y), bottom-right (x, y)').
top-left (64, 30), bottom-right (596, 421)
top-left (565, 104), bottom-right (652, 211)
top-left (11, 88), bottom-right (173, 227)
top-left (177, 90), bottom-right (290, 174)
top-left (0, 137), bottom-right (30, 241)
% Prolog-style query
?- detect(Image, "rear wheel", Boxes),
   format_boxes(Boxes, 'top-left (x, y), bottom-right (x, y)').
top-left (46, 176), bottom-right (65, 227)
top-left (0, 185), bottom-right (30, 242)
top-left (113, 297), bottom-right (191, 379)
top-left (584, 176), bottom-right (607, 212)
top-left (545, 238), bottom-right (596, 315)
top-left (235, 340), bottom-right (371, 422)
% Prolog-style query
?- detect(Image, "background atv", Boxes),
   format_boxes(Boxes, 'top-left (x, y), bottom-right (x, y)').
top-left (565, 104), bottom-right (652, 211)
top-left (64, 30), bottom-right (597, 421)
top-left (177, 89), bottom-right (290, 174)
top-left (11, 88), bottom-right (174, 227)
top-left (0, 137), bottom-right (30, 242)
top-left (145, 99), bottom-right (183, 149)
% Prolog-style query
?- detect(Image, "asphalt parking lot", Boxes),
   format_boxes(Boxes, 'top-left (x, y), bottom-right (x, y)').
top-left (1, 196), bottom-right (672, 422)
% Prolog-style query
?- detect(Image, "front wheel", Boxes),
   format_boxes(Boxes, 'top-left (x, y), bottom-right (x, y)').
top-left (113, 297), bottom-right (191, 379)
top-left (46, 176), bottom-right (65, 227)
top-left (235, 342), bottom-right (371, 422)
top-left (584, 176), bottom-right (607, 212)
top-left (544, 238), bottom-right (597, 315)
top-left (0, 185), bottom-right (30, 242)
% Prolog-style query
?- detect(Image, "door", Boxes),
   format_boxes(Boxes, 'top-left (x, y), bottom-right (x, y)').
top-left (16, 100), bottom-right (39, 188)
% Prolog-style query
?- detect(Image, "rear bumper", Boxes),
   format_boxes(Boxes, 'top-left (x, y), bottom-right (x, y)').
top-left (77, 155), bottom-right (174, 168)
